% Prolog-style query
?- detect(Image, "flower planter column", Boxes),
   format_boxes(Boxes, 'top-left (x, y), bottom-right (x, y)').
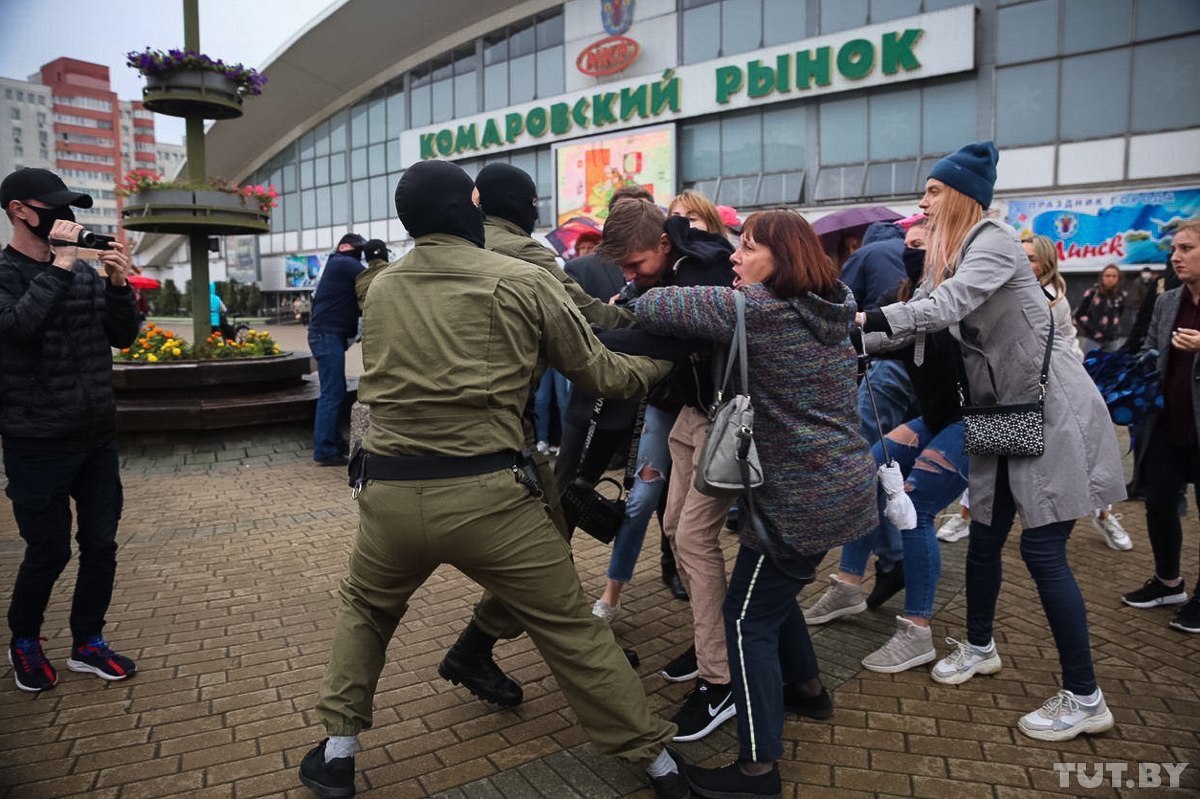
top-left (183, 0), bottom-right (211, 346)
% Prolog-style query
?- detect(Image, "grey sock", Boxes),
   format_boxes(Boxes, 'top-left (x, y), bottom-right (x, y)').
top-left (646, 748), bottom-right (677, 778)
top-left (325, 736), bottom-right (359, 762)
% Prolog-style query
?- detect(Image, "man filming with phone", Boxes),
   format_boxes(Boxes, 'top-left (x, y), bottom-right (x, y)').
top-left (0, 167), bottom-right (140, 692)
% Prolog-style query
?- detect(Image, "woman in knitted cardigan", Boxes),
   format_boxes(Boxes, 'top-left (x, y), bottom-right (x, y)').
top-left (634, 209), bottom-right (876, 799)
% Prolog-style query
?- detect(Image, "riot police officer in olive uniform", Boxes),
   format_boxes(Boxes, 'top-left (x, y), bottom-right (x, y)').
top-left (299, 161), bottom-right (691, 799)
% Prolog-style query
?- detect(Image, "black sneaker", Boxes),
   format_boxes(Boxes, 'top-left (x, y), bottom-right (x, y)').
top-left (8, 637), bottom-right (58, 692)
top-left (783, 683), bottom-right (833, 720)
top-left (1122, 577), bottom-right (1189, 609)
top-left (315, 454), bottom-right (349, 467)
top-left (1169, 597), bottom-right (1200, 634)
top-left (67, 636), bottom-right (136, 681)
top-left (866, 560), bottom-right (905, 608)
top-left (299, 739), bottom-right (356, 798)
top-left (648, 747), bottom-right (692, 799)
top-left (660, 645), bottom-right (699, 683)
top-left (664, 571), bottom-right (690, 601)
top-left (671, 679), bottom-right (736, 742)
top-left (688, 760), bottom-right (781, 799)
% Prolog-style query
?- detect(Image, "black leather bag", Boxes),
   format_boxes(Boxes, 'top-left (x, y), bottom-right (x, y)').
top-left (559, 398), bottom-right (646, 544)
top-left (960, 316), bottom-right (1054, 457)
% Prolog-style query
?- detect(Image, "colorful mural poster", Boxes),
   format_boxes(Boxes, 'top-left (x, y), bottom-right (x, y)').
top-left (554, 124), bottom-right (675, 227)
top-left (1006, 187), bottom-right (1200, 272)
top-left (285, 253), bottom-right (326, 288)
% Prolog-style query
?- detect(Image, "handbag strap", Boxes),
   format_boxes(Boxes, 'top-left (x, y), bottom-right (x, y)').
top-left (579, 397), bottom-right (605, 462)
top-left (622, 398), bottom-right (648, 491)
top-left (855, 334), bottom-right (895, 466)
top-left (958, 314), bottom-right (1055, 407)
top-left (716, 291), bottom-right (749, 404)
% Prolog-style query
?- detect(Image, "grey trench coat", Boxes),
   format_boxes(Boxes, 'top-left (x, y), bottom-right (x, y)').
top-left (876, 219), bottom-right (1126, 528)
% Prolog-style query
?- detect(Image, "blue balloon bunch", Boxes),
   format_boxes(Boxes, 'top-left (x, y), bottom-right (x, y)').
top-left (1082, 349), bottom-right (1163, 426)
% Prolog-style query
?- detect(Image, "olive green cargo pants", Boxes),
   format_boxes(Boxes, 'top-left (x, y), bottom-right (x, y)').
top-left (315, 467), bottom-right (674, 764)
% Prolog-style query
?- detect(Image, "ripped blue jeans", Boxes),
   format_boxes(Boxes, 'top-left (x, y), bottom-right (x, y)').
top-left (839, 417), bottom-right (968, 619)
top-left (607, 405), bottom-right (673, 583)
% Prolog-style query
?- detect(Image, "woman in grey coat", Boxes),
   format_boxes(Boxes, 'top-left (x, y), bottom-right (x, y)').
top-left (859, 141), bottom-right (1125, 743)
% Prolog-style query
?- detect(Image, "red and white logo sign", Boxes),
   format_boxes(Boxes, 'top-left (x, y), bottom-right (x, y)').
top-left (576, 35), bottom-right (640, 77)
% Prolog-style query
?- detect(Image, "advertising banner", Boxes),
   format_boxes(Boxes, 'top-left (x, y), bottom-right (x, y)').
top-left (554, 124), bottom-right (674, 226)
top-left (285, 253), bottom-right (327, 288)
top-left (1006, 187), bottom-right (1200, 272)
top-left (227, 236), bottom-right (258, 284)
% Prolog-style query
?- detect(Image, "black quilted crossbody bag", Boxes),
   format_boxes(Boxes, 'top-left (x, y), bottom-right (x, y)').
top-left (959, 316), bottom-right (1054, 457)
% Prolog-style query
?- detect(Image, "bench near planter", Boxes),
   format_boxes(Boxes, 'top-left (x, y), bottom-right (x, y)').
top-left (142, 70), bottom-right (244, 119)
top-left (121, 188), bottom-right (270, 236)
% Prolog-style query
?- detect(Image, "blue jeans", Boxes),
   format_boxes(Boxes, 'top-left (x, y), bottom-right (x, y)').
top-left (966, 460), bottom-right (1097, 695)
top-left (855, 359), bottom-right (916, 570)
top-left (840, 418), bottom-right (968, 618)
top-left (724, 545), bottom-right (825, 763)
top-left (309, 329), bottom-right (353, 460)
top-left (607, 405), bottom-right (673, 583)
top-left (534, 369), bottom-right (571, 444)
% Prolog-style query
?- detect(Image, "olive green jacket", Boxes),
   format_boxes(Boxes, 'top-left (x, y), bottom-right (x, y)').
top-left (355, 257), bottom-right (392, 309)
top-left (359, 233), bottom-right (671, 457)
top-left (484, 216), bottom-right (634, 330)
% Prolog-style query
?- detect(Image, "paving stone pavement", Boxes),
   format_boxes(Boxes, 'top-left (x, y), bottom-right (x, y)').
top-left (0, 422), bottom-right (1197, 799)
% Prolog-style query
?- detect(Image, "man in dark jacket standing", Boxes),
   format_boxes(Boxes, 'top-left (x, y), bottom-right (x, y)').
top-left (309, 233), bottom-right (366, 466)
top-left (0, 167), bottom-right (140, 692)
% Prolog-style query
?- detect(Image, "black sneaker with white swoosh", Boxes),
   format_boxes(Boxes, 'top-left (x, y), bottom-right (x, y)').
top-left (671, 678), bottom-right (736, 742)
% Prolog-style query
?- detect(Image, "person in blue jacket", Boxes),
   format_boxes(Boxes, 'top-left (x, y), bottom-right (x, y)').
top-left (309, 233), bottom-right (366, 465)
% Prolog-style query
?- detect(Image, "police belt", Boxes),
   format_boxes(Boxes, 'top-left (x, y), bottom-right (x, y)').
top-left (355, 449), bottom-right (519, 481)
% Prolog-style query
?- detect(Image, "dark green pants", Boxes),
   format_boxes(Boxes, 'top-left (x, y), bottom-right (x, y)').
top-left (315, 468), bottom-right (674, 764)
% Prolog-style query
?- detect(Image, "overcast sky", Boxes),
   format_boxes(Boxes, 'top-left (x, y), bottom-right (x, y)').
top-left (0, 0), bottom-right (335, 144)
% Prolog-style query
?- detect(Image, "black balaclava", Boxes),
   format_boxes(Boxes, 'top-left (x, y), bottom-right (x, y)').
top-left (475, 163), bottom-right (539, 235)
top-left (394, 160), bottom-right (485, 248)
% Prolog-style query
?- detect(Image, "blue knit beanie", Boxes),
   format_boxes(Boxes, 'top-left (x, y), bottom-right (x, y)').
top-left (927, 141), bottom-right (999, 210)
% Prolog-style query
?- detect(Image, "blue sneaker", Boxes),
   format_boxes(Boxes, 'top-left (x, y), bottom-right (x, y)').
top-left (68, 636), bottom-right (137, 681)
top-left (8, 637), bottom-right (58, 692)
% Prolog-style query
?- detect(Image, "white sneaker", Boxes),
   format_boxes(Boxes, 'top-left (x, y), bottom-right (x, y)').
top-left (803, 575), bottom-right (867, 625)
top-left (591, 598), bottom-right (620, 622)
top-left (1092, 512), bottom-right (1132, 551)
top-left (936, 514), bottom-right (970, 543)
top-left (535, 440), bottom-right (551, 455)
top-left (862, 617), bottom-right (937, 673)
top-left (1018, 689), bottom-right (1115, 741)
top-left (930, 637), bottom-right (1002, 685)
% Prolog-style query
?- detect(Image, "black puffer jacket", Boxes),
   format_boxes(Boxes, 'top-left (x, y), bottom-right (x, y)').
top-left (0, 246), bottom-right (139, 444)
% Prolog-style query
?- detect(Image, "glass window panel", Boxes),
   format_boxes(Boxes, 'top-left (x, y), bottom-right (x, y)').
top-left (997, 0), bottom-right (1060, 64)
top-left (865, 160), bottom-right (918, 197)
top-left (458, 159), bottom-right (482, 179)
top-left (995, 62), bottom-right (1059, 146)
top-left (271, 195), bottom-right (284, 233)
top-left (313, 120), bottom-right (330, 157)
top-left (537, 14), bottom-right (564, 48)
top-left (1063, 0), bottom-right (1130, 53)
top-left (537, 198), bottom-right (552, 227)
top-left (453, 48), bottom-right (476, 75)
top-left (924, 0), bottom-right (965, 8)
top-left (1132, 35), bottom-right (1200, 131)
top-left (763, 0), bottom-right (805, 46)
top-left (684, 0), bottom-right (720, 7)
top-left (351, 179), bottom-right (370, 223)
top-left (869, 89), bottom-right (920, 159)
top-left (280, 162), bottom-right (296, 193)
top-left (537, 46), bottom-right (564, 98)
top-left (819, 97), bottom-right (867, 164)
top-left (689, 178), bottom-right (719, 200)
top-left (763, 105), bottom-right (806, 172)
top-left (314, 156), bottom-right (330, 186)
top-left (454, 72), bottom-right (478, 118)
top-left (351, 147), bottom-right (368, 180)
top-left (351, 103), bottom-right (369, 148)
top-left (329, 111), bottom-right (347, 152)
top-left (370, 175), bottom-right (390, 220)
top-left (510, 150), bottom-right (537, 186)
top-left (388, 139), bottom-right (404, 173)
top-left (722, 0), bottom-right (761, 56)
top-left (510, 55), bottom-right (536, 104)
top-left (316, 186), bottom-right (332, 226)
top-left (368, 97), bottom-right (386, 143)
top-left (368, 143), bottom-right (387, 174)
top-left (410, 84), bottom-right (431, 128)
top-left (283, 192), bottom-right (299, 230)
top-left (821, 0), bottom-right (867, 33)
top-left (813, 165), bottom-right (865, 202)
top-left (330, 152), bottom-right (346, 184)
top-left (536, 148), bottom-right (552, 197)
top-left (870, 0), bottom-right (920, 23)
top-left (683, 4), bottom-right (721, 64)
top-left (331, 183), bottom-right (348, 225)
top-left (721, 113), bottom-right (762, 174)
top-left (431, 79), bottom-right (453, 124)
top-left (922, 79), bottom-right (977, 154)
top-left (1136, 0), bottom-right (1200, 40)
top-left (386, 91), bottom-right (406, 136)
top-left (301, 188), bottom-right (316, 228)
top-left (299, 129), bottom-right (315, 160)
top-left (484, 34), bottom-right (507, 65)
top-left (757, 171), bottom-right (804, 205)
top-left (300, 159), bottom-right (316, 189)
top-left (1060, 49), bottom-right (1130, 139)
top-left (432, 60), bottom-right (452, 81)
top-left (484, 63), bottom-right (508, 111)
top-left (680, 119), bottom-right (721, 181)
top-left (510, 23), bottom-right (536, 58)
top-left (717, 174), bottom-right (760, 207)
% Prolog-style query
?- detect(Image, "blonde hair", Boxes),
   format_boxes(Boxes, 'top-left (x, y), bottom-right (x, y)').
top-left (668, 189), bottom-right (726, 237)
top-left (925, 187), bottom-right (985, 287)
top-left (1026, 235), bottom-right (1067, 305)
top-left (1174, 218), bottom-right (1200, 241)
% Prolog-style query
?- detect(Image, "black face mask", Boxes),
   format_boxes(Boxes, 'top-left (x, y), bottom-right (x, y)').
top-left (394, 161), bottom-right (485, 248)
top-left (902, 246), bottom-right (926, 284)
top-left (22, 203), bottom-right (74, 241)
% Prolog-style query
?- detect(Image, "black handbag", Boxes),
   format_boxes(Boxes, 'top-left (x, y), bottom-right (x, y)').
top-left (959, 316), bottom-right (1054, 457)
top-left (559, 398), bottom-right (646, 544)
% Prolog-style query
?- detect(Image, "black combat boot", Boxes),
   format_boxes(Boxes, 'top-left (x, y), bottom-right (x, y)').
top-left (438, 621), bottom-right (523, 708)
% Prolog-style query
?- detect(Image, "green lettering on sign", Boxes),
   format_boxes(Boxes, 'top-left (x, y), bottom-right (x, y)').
top-left (593, 92), bottom-right (618, 126)
top-left (572, 97), bottom-right (590, 128)
top-left (550, 103), bottom-right (571, 134)
top-left (795, 46), bottom-right (831, 89)
top-left (526, 106), bottom-right (548, 137)
top-left (837, 39), bottom-right (875, 80)
top-left (436, 129), bottom-right (455, 156)
top-left (480, 118), bottom-right (503, 149)
top-left (504, 113), bottom-right (524, 143)
top-left (775, 53), bottom-right (791, 94)
top-left (419, 133), bottom-right (437, 159)
top-left (651, 70), bottom-right (680, 114)
top-left (454, 124), bottom-right (477, 153)
top-left (620, 84), bottom-right (648, 120)
top-left (715, 65), bottom-right (743, 104)
top-left (747, 60), bottom-right (775, 99)
top-left (882, 29), bottom-right (923, 75)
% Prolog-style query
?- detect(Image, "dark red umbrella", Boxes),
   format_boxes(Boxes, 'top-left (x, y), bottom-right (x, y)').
top-left (127, 274), bottom-right (161, 290)
top-left (811, 206), bottom-right (903, 255)
top-left (545, 217), bottom-right (603, 258)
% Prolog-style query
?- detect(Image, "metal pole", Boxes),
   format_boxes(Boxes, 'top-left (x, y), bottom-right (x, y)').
top-left (183, 0), bottom-right (211, 346)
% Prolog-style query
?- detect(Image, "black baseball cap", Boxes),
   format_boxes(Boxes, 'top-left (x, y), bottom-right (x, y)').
top-left (0, 167), bottom-right (93, 210)
top-left (338, 233), bottom-right (367, 248)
